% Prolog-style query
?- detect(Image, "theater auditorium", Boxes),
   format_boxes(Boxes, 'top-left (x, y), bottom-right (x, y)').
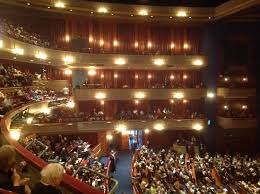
top-left (0, 0), bottom-right (259, 194)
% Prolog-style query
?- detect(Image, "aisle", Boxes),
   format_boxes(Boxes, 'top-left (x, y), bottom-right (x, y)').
top-left (111, 151), bottom-right (133, 194)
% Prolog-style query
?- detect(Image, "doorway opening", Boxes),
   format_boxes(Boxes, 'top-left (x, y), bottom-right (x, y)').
top-left (129, 130), bottom-right (143, 151)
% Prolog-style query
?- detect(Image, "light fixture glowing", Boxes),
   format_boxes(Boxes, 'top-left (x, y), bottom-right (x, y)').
top-left (98, 7), bottom-right (108, 13)
top-left (113, 40), bottom-right (119, 47)
top-left (138, 9), bottom-right (148, 16)
top-left (153, 123), bottom-right (165, 131)
top-left (101, 74), bottom-right (104, 78)
top-left (134, 42), bottom-right (139, 48)
top-left (176, 10), bottom-right (187, 17)
top-left (207, 92), bottom-right (215, 98)
top-left (183, 43), bottom-right (189, 49)
top-left (147, 74), bottom-right (152, 79)
top-left (170, 75), bottom-right (175, 80)
top-left (11, 47), bottom-right (24, 55)
top-left (173, 92), bottom-right (184, 99)
top-left (170, 43), bottom-right (175, 49)
top-left (134, 100), bottom-right (140, 104)
top-left (153, 58), bottom-right (165, 66)
top-left (63, 55), bottom-right (74, 64)
top-left (41, 108), bottom-right (51, 114)
top-left (183, 74), bottom-right (188, 79)
top-left (55, 1), bottom-right (65, 8)
top-left (64, 69), bottom-right (72, 75)
top-left (170, 99), bottom-right (175, 104)
top-left (66, 100), bottom-right (75, 108)
top-left (193, 59), bottom-right (203, 66)
top-left (65, 35), bottom-right (70, 42)
top-left (0, 40), bottom-right (3, 48)
top-left (242, 77), bottom-right (248, 82)
top-left (144, 128), bottom-right (150, 134)
top-left (115, 124), bottom-right (127, 132)
top-left (135, 75), bottom-right (139, 79)
top-left (183, 99), bottom-right (188, 104)
top-left (26, 117), bottom-right (33, 124)
top-left (10, 130), bottom-right (21, 141)
top-left (135, 92), bottom-right (145, 99)
top-left (224, 77), bottom-right (229, 82)
top-left (242, 105), bottom-right (247, 109)
top-left (35, 52), bottom-right (47, 60)
top-left (88, 69), bottom-right (96, 76)
top-left (192, 123), bottom-right (203, 131)
top-left (95, 92), bottom-right (106, 99)
top-left (114, 73), bottom-right (118, 78)
top-left (101, 100), bottom-right (105, 105)
top-left (106, 134), bottom-right (113, 140)
top-left (147, 42), bottom-right (152, 48)
top-left (224, 105), bottom-right (228, 110)
top-left (114, 58), bottom-right (126, 65)
top-left (89, 36), bottom-right (93, 43)
top-left (100, 39), bottom-right (104, 46)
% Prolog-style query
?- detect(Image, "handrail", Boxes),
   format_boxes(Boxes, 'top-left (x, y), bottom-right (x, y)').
top-left (73, 166), bottom-right (118, 194)
top-left (25, 139), bottom-right (49, 158)
top-left (131, 149), bottom-right (140, 194)
top-left (0, 102), bottom-right (106, 194)
top-left (104, 159), bottom-right (111, 193)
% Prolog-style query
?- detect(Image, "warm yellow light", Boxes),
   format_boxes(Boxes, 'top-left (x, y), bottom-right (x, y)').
top-left (10, 130), bottom-right (21, 141)
top-left (170, 99), bottom-right (175, 104)
top-left (224, 77), bottom-right (229, 82)
top-left (55, 1), bottom-right (65, 8)
top-left (242, 105), bottom-right (247, 109)
top-left (224, 105), bottom-right (228, 110)
top-left (153, 58), bottom-right (165, 66)
top-left (63, 55), bottom-right (74, 64)
top-left (98, 7), bottom-right (108, 13)
top-left (170, 75), bottom-right (175, 80)
top-left (26, 117), bottom-right (33, 125)
top-left (183, 43), bottom-right (189, 49)
top-left (114, 58), bottom-right (126, 65)
top-left (116, 124), bottom-right (127, 132)
top-left (106, 134), bottom-right (113, 140)
top-left (101, 74), bottom-right (104, 78)
top-left (95, 92), bottom-right (106, 99)
top-left (88, 69), bottom-right (96, 76)
top-left (122, 130), bottom-right (131, 135)
top-left (89, 36), bottom-right (93, 43)
top-left (192, 123), bottom-right (203, 131)
top-left (242, 77), bottom-right (248, 82)
top-left (101, 100), bottom-right (105, 105)
top-left (0, 40), bottom-right (3, 48)
top-left (153, 123), bottom-right (165, 131)
top-left (183, 99), bottom-right (188, 104)
top-left (41, 108), bottom-right (51, 114)
top-left (147, 74), bottom-right (152, 79)
top-left (138, 9), bottom-right (148, 16)
top-left (135, 75), bottom-right (139, 79)
top-left (134, 42), bottom-right (139, 48)
top-left (207, 92), bottom-right (215, 98)
top-left (193, 59), bottom-right (203, 66)
top-left (35, 52), bottom-right (47, 60)
top-left (113, 40), bottom-right (119, 47)
top-left (176, 10), bottom-right (187, 17)
top-left (147, 42), bottom-right (152, 48)
top-left (100, 39), bottom-right (104, 46)
top-left (64, 69), bottom-right (72, 75)
top-left (66, 100), bottom-right (75, 108)
top-left (170, 43), bottom-right (175, 49)
top-left (11, 47), bottom-right (24, 55)
top-left (144, 128), bottom-right (150, 134)
top-left (183, 74), bottom-right (188, 79)
top-left (173, 92), bottom-right (184, 99)
top-left (135, 92), bottom-right (145, 99)
top-left (65, 35), bottom-right (70, 42)
top-left (114, 73), bottom-right (118, 78)
top-left (134, 99), bottom-right (139, 104)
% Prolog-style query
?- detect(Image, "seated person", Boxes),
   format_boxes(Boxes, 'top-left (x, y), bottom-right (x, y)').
top-left (0, 145), bottom-right (31, 194)
top-left (31, 163), bottom-right (64, 194)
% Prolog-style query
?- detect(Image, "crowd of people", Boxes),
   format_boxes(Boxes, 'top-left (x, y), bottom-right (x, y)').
top-left (218, 106), bottom-right (255, 118)
top-left (0, 18), bottom-right (51, 47)
top-left (19, 134), bottom-right (109, 193)
top-left (133, 145), bottom-right (260, 194)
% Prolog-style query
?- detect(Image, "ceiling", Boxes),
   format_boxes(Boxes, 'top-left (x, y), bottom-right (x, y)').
top-left (83, 0), bottom-right (230, 7)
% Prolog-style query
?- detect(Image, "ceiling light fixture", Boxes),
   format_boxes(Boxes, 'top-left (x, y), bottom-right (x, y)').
top-left (55, 1), bottom-right (65, 8)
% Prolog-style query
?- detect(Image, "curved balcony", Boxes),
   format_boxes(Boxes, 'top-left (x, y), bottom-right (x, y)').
top-left (217, 87), bottom-right (256, 98)
top-left (217, 116), bottom-right (257, 129)
top-left (0, 33), bottom-right (206, 69)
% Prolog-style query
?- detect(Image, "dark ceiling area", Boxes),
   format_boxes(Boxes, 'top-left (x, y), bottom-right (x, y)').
top-left (84, 0), bottom-right (230, 7)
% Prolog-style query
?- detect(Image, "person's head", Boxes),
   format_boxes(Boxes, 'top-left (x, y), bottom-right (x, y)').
top-left (0, 145), bottom-right (16, 171)
top-left (40, 163), bottom-right (64, 187)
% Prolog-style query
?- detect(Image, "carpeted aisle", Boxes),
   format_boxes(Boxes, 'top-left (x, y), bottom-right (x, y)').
top-left (111, 151), bottom-right (133, 194)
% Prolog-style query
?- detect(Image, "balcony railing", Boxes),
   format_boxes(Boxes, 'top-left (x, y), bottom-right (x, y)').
top-left (217, 116), bottom-right (257, 129)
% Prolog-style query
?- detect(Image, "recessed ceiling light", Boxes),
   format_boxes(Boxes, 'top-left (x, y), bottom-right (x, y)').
top-left (170, 16), bottom-right (173, 19)
top-left (131, 14), bottom-right (134, 17)
top-left (91, 11), bottom-right (94, 14)
top-left (69, 9), bottom-right (72, 12)
top-left (98, 7), bottom-right (108, 13)
top-left (138, 9), bottom-right (148, 16)
top-left (47, 6), bottom-right (50, 9)
top-left (176, 10), bottom-right (187, 17)
top-left (27, 2), bottom-right (30, 6)
top-left (54, 1), bottom-right (65, 8)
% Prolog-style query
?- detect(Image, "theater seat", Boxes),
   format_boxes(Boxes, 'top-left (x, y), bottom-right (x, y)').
top-left (0, 188), bottom-right (18, 194)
